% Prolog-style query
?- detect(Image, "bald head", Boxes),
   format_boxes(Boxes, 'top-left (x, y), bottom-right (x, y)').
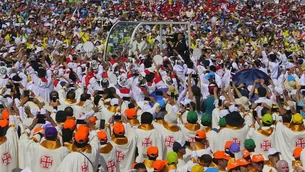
top-left (276, 160), bottom-right (289, 172)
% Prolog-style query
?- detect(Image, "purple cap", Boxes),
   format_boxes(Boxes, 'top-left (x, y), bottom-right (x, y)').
top-left (229, 143), bottom-right (240, 153)
top-left (45, 127), bottom-right (58, 138)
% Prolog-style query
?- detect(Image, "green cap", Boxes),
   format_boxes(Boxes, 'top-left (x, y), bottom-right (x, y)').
top-left (201, 114), bottom-right (212, 126)
top-left (219, 118), bottom-right (226, 127)
top-left (187, 111), bottom-right (198, 123)
top-left (167, 152), bottom-right (178, 165)
top-left (244, 139), bottom-right (256, 150)
top-left (261, 113), bottom-right (273, 125)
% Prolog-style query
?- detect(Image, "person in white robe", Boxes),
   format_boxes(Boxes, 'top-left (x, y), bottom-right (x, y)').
top-left (0, 115), bottom-right (18, 172)
top-left (97, 131), bottom-right (118, 172)
top-left (135, 112), bottom-right (165, 162)
top-left (110, 122), bottom-right (137, 172)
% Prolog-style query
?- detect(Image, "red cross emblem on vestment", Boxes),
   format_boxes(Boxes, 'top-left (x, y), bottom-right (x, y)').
top-left (260, 140), bottom-right (272, 151)
top-left (142, 138), bottom-right (152, 148)
top-left (106, 160), bottom-right (116, 172)
top-left (40, 155), bottom-right (53, 169)
top-left (81, 161), bottom-right (89, 172)
top-left (116, 150), bottom-right (125, 163)
top-left (296, 138), bottom-right (305, 148)
top-left (1, 152), bottom-right (12, 166)
top-left (232, 138), bottom-right (241, 145)
top-left (187, 137), bottom-right (195, 143)
top-left (165, 136), bottom-right (175, 147)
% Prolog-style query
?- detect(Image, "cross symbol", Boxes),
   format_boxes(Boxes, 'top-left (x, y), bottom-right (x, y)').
top-left (232, 138), bottom-right (241, 145)
top-left (116, 150), bottom-right (125, 163)
top-left (296, 138), bottom-right (305, 148)
top-left (106, 160), bottom-right (116, 172)
top-left (81, 161), bottom-right (89, 172)
top-left (1, 152), bottom-right (12, 166)
top-left (142, 138), bottom-right (152, 148)
top-left (40, 155), bottom-right (53, 169)
top-left (260, 140), bottom-right (272, 151)
top-left (165, 136), bottom-right (175, 147)
top-left (187, 137), bottom-right (195, 143)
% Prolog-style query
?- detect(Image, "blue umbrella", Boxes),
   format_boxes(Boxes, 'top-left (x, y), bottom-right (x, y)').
top-left (232, 69), bottom-right (270, 86)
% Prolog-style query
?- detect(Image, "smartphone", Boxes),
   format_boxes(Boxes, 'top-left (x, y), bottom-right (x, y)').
top-left (76, 119), bottom-right (86, 124)
top-left (113, 115), bottom-right (121, 121)
top-left (253, 111), bottom-right (258, 119)
top-left (28, 97), bottom-right (34, 101)
top-left (37, 114), bottom-right (46, 124)
top-left (184, 141), bottom-right (191, 147)
top-left (257, 103), bottom-right (262, 106)
top-left (156, 91), bottom-right (163, 96)
top-left (123, 97), bottom-right (130, 101)
top-left (98, 90), bottom-right (104, 95)
top-left (99, 119), bottom-right (106, 129)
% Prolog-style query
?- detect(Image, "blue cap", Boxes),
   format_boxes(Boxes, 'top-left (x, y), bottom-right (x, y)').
top-left (205, 72), bottom-right (215, 80)
top-left (206, 168), bottom-right (219, 172)
top-left (157, 99), bottom-right (166, 108)
top-left (229, 143), bottom-right (240, 153)
top-left (45, 127), bottom-right (58, 139)
top-left (172, 142), bottom-right (183, 152)
top-left (288, 75), bottom-right (295, 82)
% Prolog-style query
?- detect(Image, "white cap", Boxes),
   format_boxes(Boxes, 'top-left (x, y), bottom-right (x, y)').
top-left (268, 148), bottom-right (280, 156)
top-left (110, 98), bottom-right (119, 106)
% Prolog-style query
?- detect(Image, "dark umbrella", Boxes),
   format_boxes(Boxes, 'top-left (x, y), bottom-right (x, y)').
top-left (232, 69), bottom-right (270, 86)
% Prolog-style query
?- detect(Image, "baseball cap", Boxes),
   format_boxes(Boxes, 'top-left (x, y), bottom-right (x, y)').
top-left (251, 154), bottom-right (265, 163)
top-left (125, 108), bottom-right (137, 119)
top-left (45, 127), bottom-right (58, 138)
top-left (293, 147), bottom-right (303, 159)
top-left (63, 119), bottom-right (76, 130)
top-left (201, 114), bottom-right (212, 125)
top-left (235, 158), bottom-right (250, 166)
top-left (147, 146), bottom-right (159, 157)
top-left (187, 111), bottom-right (198, 123)
top-left (77, 125), bottom-right (90, 134)
top-left (242, 149), bottom-right (251, 158)
top-left (227, 161), bottom-right (240, 171)
top-left (97, 131), bottom-right (107, 142)
top-left (225, 141), bottom-right (233, 149)
top-left (219, 117), bottom-right (226, 127)
top-left (191, 165), bottom-right (204, 172)
top-left (244, 139), bottom-right (256, 150)
top-left (167, 152), bottom-right (178, 165)
top-left (195, 130), bottom-right (207, 139)
top-left (74, 130), bottom-right (88, 143)
top-left (2, 109), bottom-right (9, 120)
top-left (213, 150), bottom-right (231, 161)
top-left (33, 127), bottom-right (44, 135)
top-left (153, 160), bottom-right (168, 172)
top-left (0, 119), bottom-right (8, 128)
top-left (268, 148), bottom-right (280, 156)
top-left (113, 123), bottom-right (125, 135)
top-left (172, 142), bottom-right (183, 152)
top-left (292, 113), bottom-right (303, 124)
top-left (261, 113), bottom-right (273, 125)
top-left (229, 143), bottom-right (240, 153)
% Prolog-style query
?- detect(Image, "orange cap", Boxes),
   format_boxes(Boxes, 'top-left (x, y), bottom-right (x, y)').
top-left (227, 161), bottom-right (240, 171)
top-left (213, 150), bottom-right (231, 161)
top-left (33, 127), bottom-right (44, 135)
top-left (131, 162), bottom-right (137, 169)
top-left (63, 119), bottom-right (76, 130)
top-left (89, 116), bottom-right (97, 125)
top-left (242, 149), bottom-right (250, 158)
top-left (2, 109), bottom-right (9, 120)
top-left (225, 141), bottom-right (233, 149)
top-left (293, 147), bottom-right (303, 159)
top-left (125, 108), bottom-right (137, 119)
top-left (78, 125), bottom-right (90, 134)
top-left (153, 160), bottom-right (168, 172)
top-left (195, 130), bottom-right (206, 139)
top-left (251, 154), bottom-right (265, 163)
top-left (74, 130), bottom-right (88, 143)
top-left (236, 158), bottom-right (250, 166)
top-left (113, 123), bottom-right (125, 135)
top-left (147, 146), bottom-right (159, 157)
top-left (97, 131), bottom-right (107, 142)
top-left (0, 119), bottom-right (8, 128)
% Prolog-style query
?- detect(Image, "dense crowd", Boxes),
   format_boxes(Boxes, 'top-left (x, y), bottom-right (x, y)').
top-left (1, 0), bottom-right (305, 172)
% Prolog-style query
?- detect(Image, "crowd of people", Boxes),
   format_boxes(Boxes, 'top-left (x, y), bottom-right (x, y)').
top-left (1, 0), bottom-right (305, 172)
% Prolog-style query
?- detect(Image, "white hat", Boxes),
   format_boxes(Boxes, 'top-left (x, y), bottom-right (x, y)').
top-left (164, 113), bottom-right (178, 124)
top-left (268, 148), bottom-right (280, 156)
top-left (110, 98), bottom-right (119, 106)
top-left (235, 96), bottom-right (250, 110)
